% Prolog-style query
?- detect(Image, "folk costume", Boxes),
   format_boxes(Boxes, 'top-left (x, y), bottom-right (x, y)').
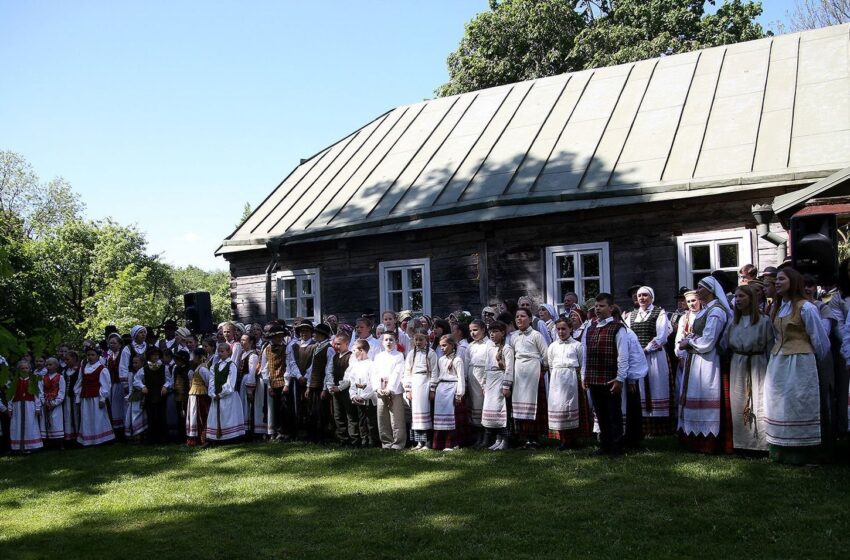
top-left (345, 354), bottom-right (379, 447)
top-left (185, 365), bottom-right (211, 445)
top-left (404, 345), bottom-right (438, 444)
top-left (547, 336), bottom-right (590, 446)
top-left (105, 342), bottom-right (125, 432)
top-left (38, 372), bottom-right (65, 441)
top-left (261, 340), bottom-right (288, 439)
top-left (372, 349), bottom-right (406, 450)
top-left (9, 375), bottom-right (42, 452)
top-left (140, 359), bottom-right (172, 444)
top-left (74, 361), bottom-right (115, 446)
top-left (724, 313), bottom-right (773, 452)
top-left (673, 306), bottom-right (699, 410)
top-left (465, 337), bottom-right (493, 432)
top-left (624, 289), bottom-right (674, 435)
top-left (170, 360), bottom-right (191, 442)
top-left (431, 351), bottom-right (467, 450)
top-left (119, 327), bottom-right (147, 394)
top-left (622, 326), bottom-right (650, 449)
top-left (237, 348), bottom-right (260, 436)
top-left (206, 359), bottom-right (245, 442)
top-left (510, 327), bottom-right (549, 441)
top-left (327, 348), bottom-right (358, 445)
top-left (481, 341), bottom-right (514, 450)
top-left (125, 367), bottom-right (149, 438)
top-left (286, 329), bottom-right (316, 439)
top-left (61, 363), bottom-right (80, 442)
top-left (764, 299), bottom-right (829, 464)
top-left (307, 329), bottom-right (335, 442)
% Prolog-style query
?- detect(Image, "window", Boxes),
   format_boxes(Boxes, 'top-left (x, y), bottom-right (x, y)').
top-left (677, 230), bottom-right (753, 289)
top-left (277, 269), bottom-right (321, 324)
top-left (545, 243), bottom-right (611, 316)
top-left (379, 258), bottom-right (431, 315)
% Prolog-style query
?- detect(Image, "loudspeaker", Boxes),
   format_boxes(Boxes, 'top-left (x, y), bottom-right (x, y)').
top-left (791, 213), bottom-right (838, 281)
top-left (184, 292), bottom-right (214, 335)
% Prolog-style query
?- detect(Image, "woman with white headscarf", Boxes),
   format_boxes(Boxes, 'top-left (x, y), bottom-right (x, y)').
top-left (624, 286), bottom-right (674, 436)
top-left (677, 276), bottom-right (733, 454)
top-left (538, 303), bottom-right (559, 343)
top-left (120, 326), bottom-right (148, 396)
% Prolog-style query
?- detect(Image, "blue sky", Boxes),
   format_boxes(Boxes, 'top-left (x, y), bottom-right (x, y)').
top-left (0, 0), bottom-right (795, 270)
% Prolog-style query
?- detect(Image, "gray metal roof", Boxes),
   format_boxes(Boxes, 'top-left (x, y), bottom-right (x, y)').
top-left (772, 165), bottom-right (850, 217)
top-left (219, 23), bottom-right (850, 254)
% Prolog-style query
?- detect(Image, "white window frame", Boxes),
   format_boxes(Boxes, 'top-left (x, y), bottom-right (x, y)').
top-left (545, 242), bottom-right (611, 316)
top-left (276, 268), bottom-right (321, 324)
top-left (378, 258), bottom-right (431, 315)
top-left (676, 230), bottom-right (753, 289)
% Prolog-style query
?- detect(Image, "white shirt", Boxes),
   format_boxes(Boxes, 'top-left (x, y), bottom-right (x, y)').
top-left (579, 317), bottom-right (630, 384)
top-left (371, 350), bottom-right (405, 395)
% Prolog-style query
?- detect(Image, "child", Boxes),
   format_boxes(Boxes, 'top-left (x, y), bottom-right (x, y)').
top-left (345, 340), bottom-right (379, 447)
top-left (372, 331), bottom-right (406, 450)
top-left (260, 322), bottom-right (287, 441)
top-left (404, 330), bottom-right (437, 450)
top-left (482, 321), bottom-right (514, 451)
top-left (237, 333), bottom-right (259, 438)
top-left (125, 354), bottom-right (149, 440)
top-left (547, 318), bottom-right (590, 450)
top-left (206, 343), bottom-right (245, 444)
top-left (306, 323), bottom-right (335, 442)
top-left (161, 347), bottom-right (180, 441)
top-left (186, 347), bottom-right (211, 446)
top-left (39, 357), bottom-right (65, 447)
top-left (327, 332), bottom-right (358, 446)
top-left (140, 346), bottom-right (171, 444)
top-left (62, 351), bottom-right (81, 444)
top-left (33, 356), bottom-right (47, 378)
top-left (8, 360), bottom-right (43, 453)
top-left (105, 334), bottom-right (125, 435)
top-left (466, 320), bottom-right (493, 447)
top-left (75, 348), bottom-right (115, 447)
top-left (171, 350), bottom-right (191, 443)
top-left (431, 335), bottom-right (467, 451)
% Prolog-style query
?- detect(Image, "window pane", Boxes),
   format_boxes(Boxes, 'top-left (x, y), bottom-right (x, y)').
top-left (303, 297), bottom-right (314, 319)
top-left (388, 270), bottom-right (402, 291)
top-left (301, 278), bottom-right (312, 296)
top-left (583, 279), bottom-right (600, 300)
top-left (692, 272), bottom-right (709, 289)
top-left (558, 280), bottom-right (575, 300)
top-left (408, 267), bottom-right (422, 290)
top-left (284, 299), bottom-right (297, 320)
top-left (409, 290), bottom-right (423, 313)
top-left (557, 255), bottom-right (574, 279)
top-left (283, 279), bottom-right (296, 297)
top-left (391, 292), bottom-right (403, 311)
top-left (718, 243), bottom-right (739, 269)
top-left (581, 252), bottom-right (600, 277)
top-left (689, 244), bottom-right (711, 271)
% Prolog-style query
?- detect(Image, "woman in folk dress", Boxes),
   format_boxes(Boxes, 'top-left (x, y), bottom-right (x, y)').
top-left (764, 267), bottom-right (829, 464)
top-left (8, 360), bottom-right (42, 453)
top-left (125, 354), bottom-right (149, 439)
top-left (206, 343), bottom-right (245, 443)
top-left (547, 318), bottom-right (590, 450)
top-left (75, 348), bottom-right (115, 447)
top-left (62, 351), bottom-right (81, 444)
top-left (482, 321), bottom-right (514, 451)
top-left (38, 357), bottom-right (65, 446)
top-left (186, 346), bottom-right (212, 446)
top-left (725, 284), bottom-right (773, 453)
top-left (430, 335), bottom-right (467, 451)
top-left (105, 333), bottom-right (125, 434)
top-left (465, 320), bottom-right (493, 447)
top-left (404, 330), bottom-right (437, 450)
top-left (510, 308), bottom-right (549, 448)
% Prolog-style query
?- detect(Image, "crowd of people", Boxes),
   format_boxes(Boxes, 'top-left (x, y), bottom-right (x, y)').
top-left (2, 262), bottom-right (849, 465)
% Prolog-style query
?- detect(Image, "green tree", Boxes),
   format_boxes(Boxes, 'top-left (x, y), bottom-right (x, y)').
top-left (237, 202), bottom-right (252, 228)
top-left (171, 265), bottom-right (231, 324)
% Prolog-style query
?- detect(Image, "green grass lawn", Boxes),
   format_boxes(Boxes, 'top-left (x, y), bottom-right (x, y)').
top-left (1, 438), bottom-right (848, 559)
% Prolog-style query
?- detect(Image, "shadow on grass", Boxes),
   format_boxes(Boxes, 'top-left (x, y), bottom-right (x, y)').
top-left (1, 438), bottom-right (848, 559)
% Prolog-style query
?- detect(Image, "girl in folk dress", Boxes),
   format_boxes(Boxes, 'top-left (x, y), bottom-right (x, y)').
top-left (510, 308), bottom-right (549, 448)
top-left (186, 347), bottom-right (212, 446)
top-left (674, 291), bottom-right (701, 409)
top-left (8, 360), bottom-right (42, 453)
top-left (547, 318), bottom-right (590, 450)
top-left (725, 285), bottom-right (774, 453)
top-left (430, 335), bottom-right (467, 451)
top-left (206, 343), bottom-right (245, 443)
top-left (38, 357), bottom-right (65, 447)
top-left (62, 351), bottom-right (81, 444)
top-left (346, 339), bottom-right (379, 447)
top-left (105, 334), bottom-right (125, 434)
top-left (404, 330), bottom-right (437, 450)
top-left (237, 333), bottom-right (260, 437)
top-left (624, 286), bottom-right (674, 436)
top-left (466, 320), bottom-right (493, 448)
top-left (482, 321), bottom-right (514, 451)
top-left (75, 348), bottom-right (115, 447)
top-left (764, 268), bottom-right (829, 464)
top-left (125, 354), bottom-right (149, 439)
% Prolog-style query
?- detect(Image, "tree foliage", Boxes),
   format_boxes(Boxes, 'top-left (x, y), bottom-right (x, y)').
top-left (437, 0), bottom-right (766, 97)
top-left (788, 0), bottom-right (850, 31)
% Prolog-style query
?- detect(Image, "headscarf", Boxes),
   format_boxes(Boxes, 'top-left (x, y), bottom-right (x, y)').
top-left (130, 325), bottom-right (146, 339)
top-left (698, 276), bottom-right (733, 320)
top-left (540, 303), bottom-right (558, 325)
top-left (637, 286), bottom-right (655, 302)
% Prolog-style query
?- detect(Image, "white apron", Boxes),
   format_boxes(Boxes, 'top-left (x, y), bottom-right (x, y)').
top-left (433, 381), bottom-right (457, 431)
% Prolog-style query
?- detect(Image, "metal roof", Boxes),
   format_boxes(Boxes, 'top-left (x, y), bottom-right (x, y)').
top-left (772, 165), bottom-right (850, 217)
top-left (219, 23), bottom-right (850, 254)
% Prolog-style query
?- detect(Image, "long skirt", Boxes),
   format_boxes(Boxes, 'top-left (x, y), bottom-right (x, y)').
top-left (641, 350), bottom-right (675, 435)
top-left (729, 354), bottom-right (769, 451)
top-left (482, 369), bottom-right (508, 429)
top-left (764, 353), bottom-right (821, 451)
top-left (410, 373), bottom-right (432, 430)
top-left (466, 365), bottom-right (486, 427)
top-left (514, 371), bottom-right (548, 437)
top-left (109, 382), bottom-right (125, 430)
top-left (679, 355), bottom-right (733, 455)
top-left (432, 399), bottom-right (470, 450)
top-left (549, 371), bottom-right (592, 442)
top-left (206, 393), bottom-right (245, 441)
top-left (39, 402), bottom-right (65, 440)
top-left (547, 367), bottom-right (581, 431)
top-left (9, 401), bottom-right (43, 451)
top-left (62, 397), bottom-right (79, 442)
top-left (77, 398), bottom-right (116, 446)
top-left (513, 360), bottom-right (543, 421)
top-left (186, 394), bottom-right (210, 441)
top-left (433, 382), bottom-right (458, 431)
top-left (252, 377), bottom-right (269, 435)
top-left (239, 382), bottom-right (255, 433)
top-left (125, 399), bottom-right (148, 437)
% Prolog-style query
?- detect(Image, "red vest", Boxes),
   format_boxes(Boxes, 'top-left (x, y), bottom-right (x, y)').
top-left (81, 364), bottom-right (104, 398)
top-left (107, 352), bottom-right (121, 383)
top-left (584, 321), bottom-right (622, 386)
top-left (14, 377), bottom-right (35, 402)
top-left (43, 374), bottom-right (61, 401)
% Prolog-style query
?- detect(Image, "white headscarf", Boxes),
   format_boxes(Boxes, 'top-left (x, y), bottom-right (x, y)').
top-left (698, 277), bottom-right (733, 319)
top-left (130, 325), bottom-right (146, 339)
top-left (637, 286), bottom-right (655, 303)
top-left (540, 303), bottom-right (558, 324)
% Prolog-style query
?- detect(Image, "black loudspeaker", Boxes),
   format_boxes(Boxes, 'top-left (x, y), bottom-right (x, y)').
top-left (791, 213), bottom-right (838, 281)
top-left (184, 292), bottom-right (214, 335)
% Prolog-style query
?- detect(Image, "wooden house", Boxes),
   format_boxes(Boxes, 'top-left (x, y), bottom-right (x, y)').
top-left (217, 24), bottom-right (850, 325)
